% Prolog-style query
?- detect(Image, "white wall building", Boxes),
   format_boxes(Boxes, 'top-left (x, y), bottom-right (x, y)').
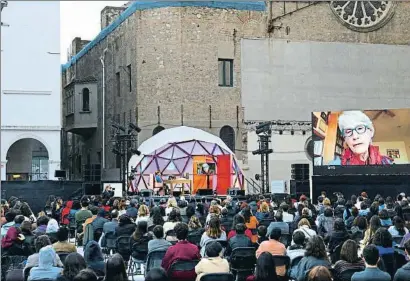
top-left (1, 1), bottom-right (61, 181)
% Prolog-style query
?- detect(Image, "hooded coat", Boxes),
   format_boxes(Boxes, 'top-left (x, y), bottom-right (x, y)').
top-left (84, 241), bottom-right (105, 276)
top-left (28, 246), bottom-right (62, 280)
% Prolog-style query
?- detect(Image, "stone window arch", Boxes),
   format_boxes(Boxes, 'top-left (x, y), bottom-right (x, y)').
top-left (220, 125), bottom-right (235, 152)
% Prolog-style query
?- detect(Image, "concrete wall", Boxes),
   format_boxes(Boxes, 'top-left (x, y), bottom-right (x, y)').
top-left (1, 1), bottom-right (61, 180)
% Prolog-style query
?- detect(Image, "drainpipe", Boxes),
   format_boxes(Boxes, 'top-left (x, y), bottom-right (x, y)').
top-left (100, 48), bottom-right (108, 169)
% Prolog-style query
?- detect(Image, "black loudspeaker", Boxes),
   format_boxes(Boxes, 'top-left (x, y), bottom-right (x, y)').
top-left (228, 188), bottom-right (245, 196)
top-left (54, 170), bottom-right (66, 178)
top-left (197, 189), bottom-right (213, 196)
top-left (290, 180), bottom-right (310, 198)
top-left (83, 164), bottom-right (101, 182)
top-left (141, 189), bottom-right (153, 198)
top-left (291, 164), bottom-right (309, 180)
top-left (83, 183), bottom-right (101, 195)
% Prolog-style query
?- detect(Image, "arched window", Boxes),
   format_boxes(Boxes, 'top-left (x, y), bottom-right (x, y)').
top-left (82, 88), bottom-right (90, 112)
top-left (220, 125), bottom-right (235, 152)
top-left (153, 126), bottom-right (165, 136)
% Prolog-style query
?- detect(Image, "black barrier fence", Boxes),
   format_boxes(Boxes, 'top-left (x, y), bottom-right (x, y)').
top-left (1, 181), bottom-right (83, 214)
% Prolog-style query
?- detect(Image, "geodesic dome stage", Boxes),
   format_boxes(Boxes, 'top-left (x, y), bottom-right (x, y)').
top-left (128, 126), bottom-right (245, 194)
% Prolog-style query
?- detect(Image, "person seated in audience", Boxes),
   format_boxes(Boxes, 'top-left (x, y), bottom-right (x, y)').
top-left (161, 223), bottom-right (200, 281)
top-left (287, 231), bottom-right (306, 263)
top-left (345, 207), bottom-right (359, 229)
top-left (56, 253), bottom-right (87, 281)
top-left (246, 252), bottom-right (279, 281)
top-left (388, 216), bottom-right (408, 237)
top-left (163, 208), bottom-right (182, 241)
top-left (243, 206), bottom-right (259, 243)
top-left (102, 209), bottom-right (119, 236)
top-left (1, 226), bottom-right (30, 256)
top-left (136, 204), bottom-right (150, 224)
top-left (206, 205), bottom-right (221, 225)
top-left (317, 208), bottom-right (335, 237)
top-left (255, 202), bottom-right (270, 221)
top-left (1, 210), bottom-right (16, 237)
top-left (367, 203), bottom-right (380, 222)
top-left (307, 266), bottom-right (333, 281)
top-left (21, 221), bottom-right (35, 253)
top-left (351, 216), bottom-right (368, 242)
top-left (220, 207), bottom-right (234, 229)
top-left (75, 199), bottom-right (93, 232)
top-left (333, 240), bottom-right (365, 279)
top-left (53, 226), bottom-right (77, 253)
top-left (394, 239), bottom-right (410, 281)
top-left (226, 223), bottom-right (252, 256)
top-left (131, 220), bottom-right (153, 262)
top-left (267, 210), bottom-right (289, 237)
top-left (145, 268), bottom-right (168, 281)
top-left (334, 198), bottom-right (346, 219)
top-left (256, 228), bottom-right (286, 276)
top-left (165, 197), bottom-right (178, 217)
top-left (82, 207), bottom-right (98, 233)
top-left (104, 254), bottom-right (128, 281)
top-left (115, 214), bottom-right (136, 237)
top-left (188, 216), bottom-right (204, 236)
top-left (33, 215), bottom-right (49, 236)
top-left (147, 206), bottom-right (165, 229)
top-left (178, 199), bottom-right (188, 217)
top-left (195, 241), bottom-right (229, 281)
top-left (280, 203), bottom-right (294, 223)
top-left (293, 218), bottom-right (317, 241)
top-left (227, 215), bottom-right (253, 241)
top-left (200, 217), bottom-right (227, 257)
top-left (373, 228), bottom-right (394, 256)
top-left (25, 235), bottom-right (64, 270)
top-left (195, 203), bottom-right (207, 226)
top-left (28, 245), bottom-right (62, 281)
top-left (73, 269), bottom-right (98, 281)
top-left (46, 218), bottom-right (60, 243)
top-left (362, 216), bottom-right (382, 247)
top-left (292, 236), bottom-right (331, 281)
top-left (148, 225), bottom-right (172, 253)
top-left (379, 209), bottom-right (393, 227)
top-left (327, 218), bottom-right (350, 260)
top-left (91, 209), bottom-right (109, 231)
top-left (351, 244), bottom-right (391, 281)
top-left (257, 225), bottom-right (269, 246)
top-left (14, 214), bottom-right (25, 228)
top-left (84, 240), bottom-right (105, 276)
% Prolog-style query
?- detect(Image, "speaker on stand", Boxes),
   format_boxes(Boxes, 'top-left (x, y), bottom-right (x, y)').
top-left (290, 164), bottom-right (310, 198)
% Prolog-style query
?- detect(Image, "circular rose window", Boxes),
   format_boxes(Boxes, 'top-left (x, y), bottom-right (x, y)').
top-left (330, 1), bottom-right (396, 32)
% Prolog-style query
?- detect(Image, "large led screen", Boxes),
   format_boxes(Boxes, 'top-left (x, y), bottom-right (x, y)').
top-left (312, 109), bottom-right (410, 175)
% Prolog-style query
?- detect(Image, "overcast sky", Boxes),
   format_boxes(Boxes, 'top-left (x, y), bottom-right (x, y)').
top-left (60, 1), bottom-right (128, 64)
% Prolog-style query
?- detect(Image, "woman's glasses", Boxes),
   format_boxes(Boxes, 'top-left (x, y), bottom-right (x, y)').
top-left (342, 124), bottom-right (369, 137)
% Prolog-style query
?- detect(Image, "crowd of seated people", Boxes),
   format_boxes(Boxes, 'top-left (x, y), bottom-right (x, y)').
top-left (2, 191), bottom-right (410, 281)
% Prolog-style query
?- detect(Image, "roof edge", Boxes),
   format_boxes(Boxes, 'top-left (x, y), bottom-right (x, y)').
top-left (61, 1), bottom-right (266, 72)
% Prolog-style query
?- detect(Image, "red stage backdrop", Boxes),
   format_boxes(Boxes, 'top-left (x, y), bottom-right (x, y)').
top-left (216, 154), bottom-right (232, 195)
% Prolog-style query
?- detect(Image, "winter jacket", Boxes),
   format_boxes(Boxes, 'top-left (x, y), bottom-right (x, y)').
top-left (394, 261), bottom-right (410, 281)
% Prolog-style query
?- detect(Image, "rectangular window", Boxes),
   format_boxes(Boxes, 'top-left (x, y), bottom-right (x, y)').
top-left (117, 114), bottom-right (120, 124)
top-left (97, 152), bottom-right (101, 164)
top-left (116, 72), bottom-right (121, 97)
top-left (218, 59), bottom-right (233, 87)
top-left (65, 89), bottom-right (75, 115)
top-left (127, 65), bottom-right (132, 92)
top-left (116, 154), bottom-right (121, 168)
top-left (123, 112), bottom-right (126, 127)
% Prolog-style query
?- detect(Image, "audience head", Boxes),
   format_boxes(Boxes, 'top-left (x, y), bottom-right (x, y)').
top-left (167, 198), bottom-right (177, 208)
top-left (404, 239), bottom-right (410, 257)
top-left (378, 209), bottom-right (389, 220)
top-left (37, 215), bottom-right (50, 227)
top-left (393, 216), bottom-right (406, 235)
top-left (372, 228), bottom-right (393, 248)
top-left (307, 266), bottom-right (332, 281)
top-left (257, 225), bottom-right (267, 238)
top-left (340, 240), bottom-right (360, 263)
top-left (14, 215), bottom-right (25, 225)
top-left (242, 206), bottom-right (252, 223)
top-left (333, 218), bottom-right (346, 232)
top-left (56, 227), bottom-right (69, 242)
top-left (153, 225), bottom-right (164, 239)
top-left (293, 231), bottom-right (306, 246)
top-left (175, 222), bottom-right (189, 241)
top-left (105, 253), bottom-right (127, 281)
top-left (80, 199), bottom-right (89, 208)
top-left (73, 269), bottom-right (98, 281)
top-left (145, 268), bottom-right (168, 281)
top-left (323, 198), bottom-right (331, 207)
top-left (118, 214), bottom-right (132, 226)
top-left (254, 252), bottom-right (278, 281)
top-left (35, 235), bottom-right (51, 253)
top-left (20, 221), bottom-right (32, 233)
top-left (305, 236), bottom-right (328, 260)
top-left (168, 208), bottom-right (181, 223)
top-left (351, 207), bottom-right (359, 217)
top-left (363, 244), bottom-right (379, 266)
top-left (269, 228), bottom-right (281, 241)
top-left (138, 205), bottom-right (149, 217)
top-left (369, 215), bottom-right (381, 232)
top-left (84, 241), bottom-right (104, 263)
top-left (188, 216), bottom-right (202, 230)
top-left (205, 241), bottom-right (223, 258)
top-left (323, 208), bottom-right (333, 218)
top-left (111, 209), bottom-right (119, 219)
top-left (63, 253), bottom-right (87, 280)
top-left (207, 217), bottom-right (222, 238)
top-left (298, 218), bottom-right (311, 229)
top-left (235, 223), bottom-right (246, 235)
top-left (353, 216), bottom-right (368, 230)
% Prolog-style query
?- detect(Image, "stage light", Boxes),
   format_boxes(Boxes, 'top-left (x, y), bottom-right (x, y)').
top-left (291, 130), bottom-right (294, 135)
top-left (255, 174), bottom-right (260, 181)
top-left (252, 149), bottom-right (261, 155)
top-left (256, 121), bottom-right (271, 135)
top-left (302, 131), bottom-right (306, 135)
top-left (112, 148), bottom-right (122, 155)
top-left (130, 148), bottom-right (141, 156)
top-left (129, 123), bottom-right (141, 133)
top-left (112, 123), bottom-right (126, 132)
top-left (279, 130), bottom-right (283, 135)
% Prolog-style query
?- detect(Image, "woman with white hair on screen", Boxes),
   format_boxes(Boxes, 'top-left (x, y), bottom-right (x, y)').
top-left (329, 110), bottom-right (393, 166)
